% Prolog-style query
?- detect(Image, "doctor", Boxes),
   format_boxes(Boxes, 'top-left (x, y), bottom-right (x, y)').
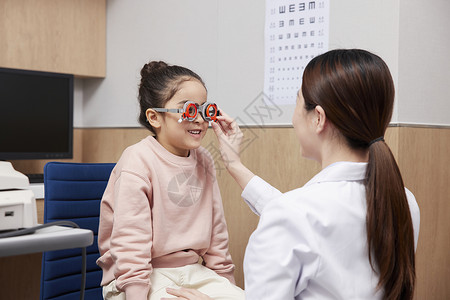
top-left (165, 49), bottom-right (420, 300)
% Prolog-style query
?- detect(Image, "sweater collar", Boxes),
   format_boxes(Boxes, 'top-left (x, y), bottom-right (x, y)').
top-left (144, 135), bottom-right (198, 166)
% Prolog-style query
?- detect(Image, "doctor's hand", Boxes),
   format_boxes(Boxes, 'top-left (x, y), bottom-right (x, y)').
top-left (211, 111), bottom-right (244, 168)
top-left (161, 287), bottom-right (212, 300)
top-left (211, 110), bottom-right (255, 190)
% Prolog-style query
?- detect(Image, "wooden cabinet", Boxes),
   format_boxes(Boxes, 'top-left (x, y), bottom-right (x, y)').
top-left (0, 0), bottom-right (106, 77)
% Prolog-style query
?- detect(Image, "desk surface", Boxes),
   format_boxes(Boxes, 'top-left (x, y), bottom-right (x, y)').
top-left (0, 225), bottom-right (93, 257)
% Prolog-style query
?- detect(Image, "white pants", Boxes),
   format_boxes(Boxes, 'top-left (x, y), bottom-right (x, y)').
top-left (103, 263), bottom-right (245, 300)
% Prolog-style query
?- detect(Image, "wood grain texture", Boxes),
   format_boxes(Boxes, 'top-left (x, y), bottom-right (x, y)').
top-left (36, 199), bottom-right (44, 224)
top-left (0, 253), bottom-right (42, 300)
top-left (385, 126), bottom-right (399, 160)
top-left (0, 0), bottom-right (106, 77)
top-left (397, 127), bottom-right (450, 300)
top-left (81, 128), bottom-right (149, 163)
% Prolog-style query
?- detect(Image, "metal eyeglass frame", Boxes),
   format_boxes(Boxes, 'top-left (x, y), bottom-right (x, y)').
top-left (152, 101), bottom-right (220, 123)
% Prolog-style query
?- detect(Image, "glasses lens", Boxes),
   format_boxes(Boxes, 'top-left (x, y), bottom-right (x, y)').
top-left (201, 103), bottom-right (218, 121)
top-left (206, 104), bottom-right (217, 117)
top-left (186, 103), bottom-right (197, 118)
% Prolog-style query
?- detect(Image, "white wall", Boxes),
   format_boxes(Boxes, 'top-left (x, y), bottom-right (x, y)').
top-left (397, 0), bottom-right (450, 126)
top-left (73, 78), bottom-right (83, 127)
top-left (81, 0), bottom-right (221, 127)
top-left (76, 0), bottom-right (448, 128)
top-left (329, 0), bottom-right (400, 123)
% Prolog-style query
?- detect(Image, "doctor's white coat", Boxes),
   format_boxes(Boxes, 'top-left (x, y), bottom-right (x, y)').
top-left (242, 162), bottom-right (420, 300)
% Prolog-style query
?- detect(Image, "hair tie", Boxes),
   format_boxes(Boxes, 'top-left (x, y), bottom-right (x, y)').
top-left (369, 136), bottom-right (384, 146)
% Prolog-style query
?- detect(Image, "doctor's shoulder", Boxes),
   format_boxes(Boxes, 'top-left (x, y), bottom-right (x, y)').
top-left (277, 183), bottom-right (328, 206)
top-left (259, 184), bottom-right (340, 228)
top-left (261, 186), bottom-right (321, 219)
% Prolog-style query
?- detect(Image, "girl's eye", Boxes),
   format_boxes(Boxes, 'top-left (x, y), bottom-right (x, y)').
top-left (188, 106), bottom-right (196, 115)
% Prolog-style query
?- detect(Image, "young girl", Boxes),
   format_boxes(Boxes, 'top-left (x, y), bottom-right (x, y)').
top-left (96, 61), bottom-right (244, 300)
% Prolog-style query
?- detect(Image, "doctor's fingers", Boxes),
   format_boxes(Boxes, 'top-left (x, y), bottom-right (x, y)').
top-left (212, 121), bottom-right (243, 153)
top-left (216, 111), bottom-right (240, 135)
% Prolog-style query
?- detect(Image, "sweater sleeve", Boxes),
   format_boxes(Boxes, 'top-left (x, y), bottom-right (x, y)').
top-left (202, 175), bottom-right (236, 284)
top-left (241, 176), bottom-right (282, 216)
top-left (110, 170), bottom-right (153, 300)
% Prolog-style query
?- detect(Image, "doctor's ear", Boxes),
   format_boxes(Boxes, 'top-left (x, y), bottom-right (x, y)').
top-left (146, 108), bottom-right (161, 129)
top-left (314, 105), bottom-right (327, 133)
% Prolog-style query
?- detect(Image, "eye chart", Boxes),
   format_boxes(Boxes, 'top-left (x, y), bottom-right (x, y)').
top-left (264, 0), bottom-right (330, 105)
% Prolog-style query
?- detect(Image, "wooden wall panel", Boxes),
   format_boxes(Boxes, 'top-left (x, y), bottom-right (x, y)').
top-left (398, 127), bottom-right (450, 300)
top-left (0, 0), bottom-right (106, 77)
top-left (0, 253), bottom-right (42, 300)
top-left (385, 126), bottom-right (399, 160)
top-left (81, 128), bottom-right (149, 163)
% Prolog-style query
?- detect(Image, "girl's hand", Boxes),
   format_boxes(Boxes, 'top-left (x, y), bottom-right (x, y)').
top-left (211, 110), bottom-right (244, 169)
top-left (161, 287), bottom-right (213, 300)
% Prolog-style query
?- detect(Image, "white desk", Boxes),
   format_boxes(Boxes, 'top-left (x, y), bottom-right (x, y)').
top-left (0, 225), bottom-right (93, 257)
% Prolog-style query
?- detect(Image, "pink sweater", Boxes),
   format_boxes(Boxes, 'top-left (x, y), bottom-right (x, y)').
top-left (97, 136), bottom-right (235, 300)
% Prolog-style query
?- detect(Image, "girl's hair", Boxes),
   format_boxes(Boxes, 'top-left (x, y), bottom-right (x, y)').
top-left (302, 49), bottom-right (415, 300)
top-left (138, 61), bottom-right (206, 134)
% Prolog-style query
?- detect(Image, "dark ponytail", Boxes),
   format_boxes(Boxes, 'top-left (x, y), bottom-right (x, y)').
top-left (302, 49), bottom-right (415, 299)
top-left (366, 140), bottom-right (415, 299)
top-left (138, 61), bottom-right (205, 134)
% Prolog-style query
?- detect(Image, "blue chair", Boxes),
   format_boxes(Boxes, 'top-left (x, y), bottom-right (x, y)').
top-left (40, 162), bottom-right (115, 300)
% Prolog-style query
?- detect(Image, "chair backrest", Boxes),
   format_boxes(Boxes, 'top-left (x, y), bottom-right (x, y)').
top-left (40, 162), bottom-right (115, 300)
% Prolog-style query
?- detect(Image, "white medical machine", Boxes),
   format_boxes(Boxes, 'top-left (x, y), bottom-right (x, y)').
top-left (0, 161), bottom-right (38, 231)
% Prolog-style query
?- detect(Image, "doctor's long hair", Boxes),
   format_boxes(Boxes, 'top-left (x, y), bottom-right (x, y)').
top-left (302, 49), bottom-right (415, 300)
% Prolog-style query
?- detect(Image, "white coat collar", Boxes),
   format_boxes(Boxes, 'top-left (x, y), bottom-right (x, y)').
top-left (304, 161), bottom-right (368, 187)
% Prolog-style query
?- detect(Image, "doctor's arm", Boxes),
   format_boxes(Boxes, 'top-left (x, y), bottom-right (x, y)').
top-left (211, 112), bottom-right (282, 215)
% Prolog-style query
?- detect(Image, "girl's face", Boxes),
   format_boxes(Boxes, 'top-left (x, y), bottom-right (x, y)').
top-left (292, 90), bottom-right (319, 160)
top-left (156, 80), bottom-right (208, 157)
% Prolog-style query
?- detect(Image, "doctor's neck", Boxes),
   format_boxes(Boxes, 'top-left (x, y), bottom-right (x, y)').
top-left (318, 136), bottom-right (369, 169)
